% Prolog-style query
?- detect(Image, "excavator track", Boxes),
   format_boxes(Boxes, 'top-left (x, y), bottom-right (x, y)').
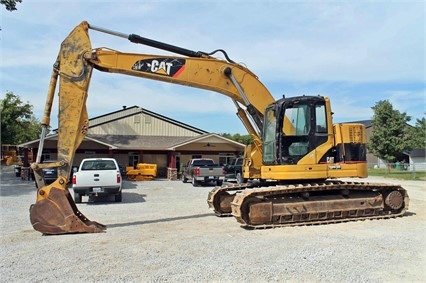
top-left (229, 181), bottom-right (409, 229)
top-left (207, 182), bottom-right (259, 216)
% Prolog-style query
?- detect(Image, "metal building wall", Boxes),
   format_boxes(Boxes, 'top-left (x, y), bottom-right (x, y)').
top-left (88, 113), bottom-right (200, 137)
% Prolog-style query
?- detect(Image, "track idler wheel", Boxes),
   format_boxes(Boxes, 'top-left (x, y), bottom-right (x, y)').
top-left (207, 187), bottom-right (234, 216)
top-left (29, 184), bottom-right (106, 235)
top-left (212, 190), bottom-right (234, 215)
top-left (127, 174), bottom-right (137, 181)
top-left (384, 190), bottom-right (404, 210)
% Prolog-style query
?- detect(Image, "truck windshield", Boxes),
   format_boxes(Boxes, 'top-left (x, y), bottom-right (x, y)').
top-left (192, 160), bottom-right (215, 166)
top-left (81, 160), bottom-right (117, 170)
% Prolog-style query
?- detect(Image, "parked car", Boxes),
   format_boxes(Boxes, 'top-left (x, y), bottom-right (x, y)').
top-left (72, 158), bottom-right (122, 203)
top-left (223, 157), bottom-right (244, 182)
top-left (34, 160), bottom-right (58, 188)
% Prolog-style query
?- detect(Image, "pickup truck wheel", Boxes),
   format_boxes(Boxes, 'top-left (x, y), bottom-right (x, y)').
top-left (192, 177), bottom-right (199, 187)
top-left (115, 191), bottom-right (122, 202)
top-left (216, 180), bottom-right (223, 186)
top-left (182, 175), bottom-right (188, 183)
top-left (74, 193), bottom-right (82, 203)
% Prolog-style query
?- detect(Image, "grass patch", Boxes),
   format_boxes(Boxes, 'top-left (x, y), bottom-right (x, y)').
top-left (368, 168), bottom-right (426, 181)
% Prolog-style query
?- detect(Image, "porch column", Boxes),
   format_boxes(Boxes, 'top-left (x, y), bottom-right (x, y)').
top-left (167, 151), bottom-right (177, 180)
top-left (23, 148), bottom-right (30, 167)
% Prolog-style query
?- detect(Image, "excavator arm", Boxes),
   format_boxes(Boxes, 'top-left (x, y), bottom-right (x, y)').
top-left (30, 21), bottom-right (274, 234)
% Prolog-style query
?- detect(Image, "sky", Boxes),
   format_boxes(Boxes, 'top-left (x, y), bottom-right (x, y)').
top-left (1, 0), bottom-right (425, 135)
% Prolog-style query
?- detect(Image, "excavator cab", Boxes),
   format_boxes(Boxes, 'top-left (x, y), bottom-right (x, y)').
top-left (263, 96), bottom-right (332, 166)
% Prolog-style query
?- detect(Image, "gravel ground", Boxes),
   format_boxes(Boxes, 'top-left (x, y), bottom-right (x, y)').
top-left (1, 165), bottom-right (425, 283)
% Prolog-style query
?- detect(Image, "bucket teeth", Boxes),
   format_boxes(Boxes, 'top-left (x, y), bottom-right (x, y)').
top-left (29, 186), bottom-right (106, 235)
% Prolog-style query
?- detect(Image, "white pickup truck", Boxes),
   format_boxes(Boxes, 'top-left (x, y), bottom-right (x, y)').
top-left (72, 158), bottom-right (122, 203)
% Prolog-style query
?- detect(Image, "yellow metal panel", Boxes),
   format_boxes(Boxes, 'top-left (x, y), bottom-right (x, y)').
top-left (327, 163), bottom-right (368, 178)
top-left (261, 164), bottom-right (328, 180)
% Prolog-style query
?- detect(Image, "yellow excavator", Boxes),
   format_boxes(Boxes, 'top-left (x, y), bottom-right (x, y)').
top-left (29, 21), bottom-right (409, 234)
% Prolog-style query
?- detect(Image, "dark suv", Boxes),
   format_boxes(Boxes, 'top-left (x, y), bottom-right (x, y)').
top-left (34, 160), bottom-right (58, 188)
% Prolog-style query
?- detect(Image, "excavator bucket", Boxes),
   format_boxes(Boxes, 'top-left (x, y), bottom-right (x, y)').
top-left (29, 181), bottom-right (106, 234)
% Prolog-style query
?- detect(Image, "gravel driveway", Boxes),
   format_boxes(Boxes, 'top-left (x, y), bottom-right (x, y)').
top-left (1, 165), bottom-right (425, 282)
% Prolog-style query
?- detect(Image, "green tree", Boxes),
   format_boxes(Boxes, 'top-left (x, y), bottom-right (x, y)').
top-left (1, 0), bottom-right (21, 11)
top-left (409, 117), bottom-right (426, 148)
top-left (0, 92), bottom-right (42, 144)
top-left (367, 100), bottom-right (413, 168)
top-left (219, 133), bottom-right (253, 145)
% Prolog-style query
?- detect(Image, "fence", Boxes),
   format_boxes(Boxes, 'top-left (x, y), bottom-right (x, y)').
top-left (368, 162), bottom-right (426, 180)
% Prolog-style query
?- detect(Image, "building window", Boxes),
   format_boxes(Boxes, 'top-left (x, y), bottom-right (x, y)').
top-left (134, 115), bottom-right (141, 124)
